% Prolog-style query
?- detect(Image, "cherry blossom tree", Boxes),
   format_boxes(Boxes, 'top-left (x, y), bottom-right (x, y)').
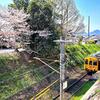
top-left (0, 6), bottom-right (31, 48)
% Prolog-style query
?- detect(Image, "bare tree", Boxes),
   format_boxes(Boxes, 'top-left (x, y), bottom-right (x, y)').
top-left (52, 0), bottom-right (85, 40)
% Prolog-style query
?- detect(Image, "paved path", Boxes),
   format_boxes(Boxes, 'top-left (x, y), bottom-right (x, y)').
top-left (0, 48), bottom-right (25, 54)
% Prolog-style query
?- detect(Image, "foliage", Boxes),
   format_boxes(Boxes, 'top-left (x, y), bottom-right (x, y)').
top-left (9, 0), bottom-right (85, 57)
top-left (9, 0), bottom-right (29, 11)
top-left (86, 40), bottom-right (95, 44)
top-left (8, 3), bottom-right (17, 9)
top-left (26, 0), bottom-right (59, 56)
top-left (27, 1), bottom-right (53, 30)
top-left (8, 0), bottom-right (60, 56)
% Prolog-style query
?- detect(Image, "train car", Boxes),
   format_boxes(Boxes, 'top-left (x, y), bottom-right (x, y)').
top-left (84, 55), bottom-right (100, 74)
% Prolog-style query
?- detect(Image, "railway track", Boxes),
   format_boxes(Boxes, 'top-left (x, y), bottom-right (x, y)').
top-left (53, 73), bottom-right (88, 100)
top-left (30, 71), bottom-right (87, 100)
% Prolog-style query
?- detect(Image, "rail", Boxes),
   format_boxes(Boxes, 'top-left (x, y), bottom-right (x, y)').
top-left (30, 79), bottom-right (59, 100)
top-left (53, 73), bottom-right (88, 100)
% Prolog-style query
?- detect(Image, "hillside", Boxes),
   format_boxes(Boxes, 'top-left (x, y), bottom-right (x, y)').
top-left (82, 30), bottom-right (100, 37)
top-left (65, 44), bottom-right (100, 68)
top-left (91, 30), bottom-right (100, 35)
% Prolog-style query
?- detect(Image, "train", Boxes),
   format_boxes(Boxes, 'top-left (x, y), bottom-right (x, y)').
top-left (84, 52), bottom-right (100, 74)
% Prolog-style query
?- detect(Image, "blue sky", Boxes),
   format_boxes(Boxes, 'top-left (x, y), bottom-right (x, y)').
top-left (0, 0), bottom-right (13, 7)
top-left (0, 0), bottom-right (100, 32)
top-left (75, 0), bottom-right (100, 32)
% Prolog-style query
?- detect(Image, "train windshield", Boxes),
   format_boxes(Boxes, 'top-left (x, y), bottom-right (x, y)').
top-left (93, 61), bottom-right (97, 66)
top-left (89, 61), bottom-right (92, 65)
top-left (85, 59), bottom-right (88, 64)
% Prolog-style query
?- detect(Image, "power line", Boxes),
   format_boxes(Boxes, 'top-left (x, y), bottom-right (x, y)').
top-left (34, 57), bottom-right (60, 74)
top-left (0, 61), bottom-right (57, 84)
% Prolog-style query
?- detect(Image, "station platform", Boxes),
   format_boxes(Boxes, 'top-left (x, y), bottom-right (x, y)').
top-left (81, 71), bottom-right (100, 100)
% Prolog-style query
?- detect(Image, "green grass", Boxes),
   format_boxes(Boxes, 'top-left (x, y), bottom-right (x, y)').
top-left (0, 52), bottom-right (54, 100)
top-left (0, 65), bottom-right (37, 100)
top-left (72, 80), bottom-right (96, 100)
top-left (0, 53), bottom-right (45, 100)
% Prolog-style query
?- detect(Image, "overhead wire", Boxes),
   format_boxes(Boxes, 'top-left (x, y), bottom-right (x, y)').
top-left (34, 57), bottom-right (60, 74)
top-left (0, 61), bottom-right (57, 84)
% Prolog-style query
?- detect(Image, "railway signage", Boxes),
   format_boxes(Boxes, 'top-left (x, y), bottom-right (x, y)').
top-left (63, 81), bottom-right (67, 90)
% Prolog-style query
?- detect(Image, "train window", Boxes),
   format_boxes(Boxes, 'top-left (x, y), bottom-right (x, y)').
top-left (93, 61), bottom-right (97, 66)
top-left (89, 61), bottom-right (92, 65)
top-left (85, 59), bottom-right (88, 64)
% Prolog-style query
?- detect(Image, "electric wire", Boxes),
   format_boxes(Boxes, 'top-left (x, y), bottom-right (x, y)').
top-left (0, 61), bottom-right (57, 84)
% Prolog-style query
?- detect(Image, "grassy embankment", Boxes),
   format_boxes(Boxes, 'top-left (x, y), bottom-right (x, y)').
top-left (71, 80), bottom-right (96, 100)
top-left (65, 44), bottom-right (100, 68)
top-left (0, 53), bottom-right (45, 100)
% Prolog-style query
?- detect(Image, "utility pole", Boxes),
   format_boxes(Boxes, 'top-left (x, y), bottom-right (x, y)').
top-left (60, 0), bottom-right (65, 99)
top-left (59, 37), bottom-right (65, 100)
top-left (88, 16), bottom-right (90, 37)
top-left (54, 0), bottom-right (71, 100)
top-left (52, 0), bottom-right (66, 99)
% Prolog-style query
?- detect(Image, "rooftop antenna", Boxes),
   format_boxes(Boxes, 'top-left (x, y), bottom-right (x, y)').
top-left (88, 16), bottom-right (90, 37)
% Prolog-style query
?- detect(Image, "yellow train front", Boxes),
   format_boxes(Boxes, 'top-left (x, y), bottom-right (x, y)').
top-left (84, 57), bottom-right (100, 74)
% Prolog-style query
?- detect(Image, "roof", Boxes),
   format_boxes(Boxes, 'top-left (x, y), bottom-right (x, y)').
top-left (91, 52), bottom-right (100, 58)
top-left (85, 52), bottom-right (100, 59)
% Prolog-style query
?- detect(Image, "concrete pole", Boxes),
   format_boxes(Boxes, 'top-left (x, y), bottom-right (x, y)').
top-left (60, 37), bottom-right (65, 100)
top-left (60, 0), bottom-right (65, 99)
